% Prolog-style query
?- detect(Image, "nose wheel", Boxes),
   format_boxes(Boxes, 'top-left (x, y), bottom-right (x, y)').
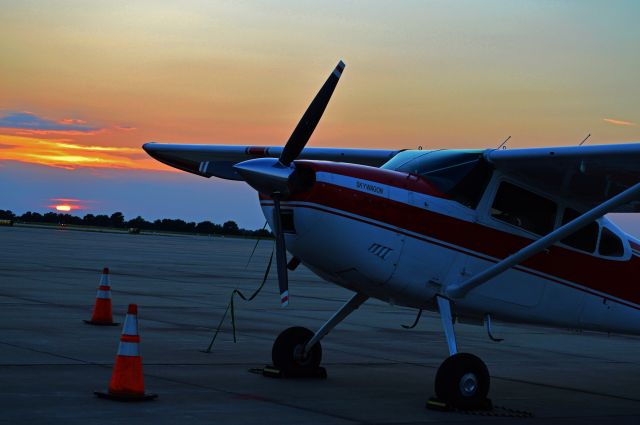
top-left (269, 293), bottom-right (368, 379)
top-left (434, 353), bottom-right (490, 409)
top-left (272, 326), bottom-right (323, 375)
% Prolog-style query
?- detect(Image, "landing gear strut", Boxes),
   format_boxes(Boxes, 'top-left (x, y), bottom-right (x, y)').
top-left (270, 292), bottom-right (368, 377)
top-left (432, 296), bottom-right (491, 410)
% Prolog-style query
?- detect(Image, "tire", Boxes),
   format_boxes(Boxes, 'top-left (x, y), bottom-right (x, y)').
top-left (434, 353), bottom-right (490, 409)
top-left (272, 326), bottom-right (322, 374)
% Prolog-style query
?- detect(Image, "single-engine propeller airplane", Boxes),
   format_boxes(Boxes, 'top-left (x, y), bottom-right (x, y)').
top-left (144, 60), bottom-right (640, 409)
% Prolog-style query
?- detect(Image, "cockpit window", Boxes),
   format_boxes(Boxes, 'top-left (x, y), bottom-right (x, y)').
top-left (560, 208), bottom-right (598, 253)
top-left (598, 227), bottom-right (624, 257)
top-left (491, 182), bottom-right (557, 235)
top-left (382, 150), bottom-right (492, 208)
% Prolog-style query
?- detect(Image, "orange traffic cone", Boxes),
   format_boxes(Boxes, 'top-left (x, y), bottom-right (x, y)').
top-left (84, 268), bottom-right (119, 326)
top-left (95, 304), bottom-right (157, 401)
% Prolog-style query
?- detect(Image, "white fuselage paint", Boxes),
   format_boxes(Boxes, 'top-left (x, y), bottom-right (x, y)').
top-left (261, 171), bottom-right (640, 336)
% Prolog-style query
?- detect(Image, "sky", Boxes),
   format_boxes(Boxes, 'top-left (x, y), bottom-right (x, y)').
top-left (1, 1), bottom-right (640, 230)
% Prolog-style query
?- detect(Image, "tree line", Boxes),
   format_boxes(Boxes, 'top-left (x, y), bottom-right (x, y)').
top-left (0, 209), bottom-right (271, 237)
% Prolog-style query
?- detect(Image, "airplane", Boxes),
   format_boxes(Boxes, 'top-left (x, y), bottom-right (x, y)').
top-left (143, 60), bottom-right (640, 410)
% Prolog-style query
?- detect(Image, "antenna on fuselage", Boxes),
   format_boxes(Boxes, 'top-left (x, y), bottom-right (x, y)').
top-left (497, 136), bottom-right (511, 150)
top-left (578, 133), bottom-right (591, 146)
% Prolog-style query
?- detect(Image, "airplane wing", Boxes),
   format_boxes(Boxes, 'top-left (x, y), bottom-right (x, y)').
top-left (143, 143), bottom-right (402, 181)
top-left (485, 143), bottom-right (640, 212)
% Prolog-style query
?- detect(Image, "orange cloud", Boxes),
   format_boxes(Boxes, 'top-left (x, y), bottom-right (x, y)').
top-left (11, 128), bottom-right (104, 136)
top-left (0, 134), bottom-right (171, 171)
top-left (51, 198), bottom-right (84, 203)
top-left (603, 118), bottom-right (636, 127)
top-left (0, 110), bottom-right (177, 172)
top-left (59, 118), bottom-right (88, 125)
top-left (41, 140), bottom-right (139, 153)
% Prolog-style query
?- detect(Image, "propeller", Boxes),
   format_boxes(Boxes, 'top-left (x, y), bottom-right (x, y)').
top-left (272, 193), bottom-right (289, 306)
top-left (234, 60), bottom-right (346, 307)
top-left (279, 60), bottom-right (345, 166)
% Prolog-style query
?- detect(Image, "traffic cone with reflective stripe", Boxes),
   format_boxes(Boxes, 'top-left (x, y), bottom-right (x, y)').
top-left (95, 304), bottom-right (157, 401)
top-left (84, 268), bottom-right (119, 326)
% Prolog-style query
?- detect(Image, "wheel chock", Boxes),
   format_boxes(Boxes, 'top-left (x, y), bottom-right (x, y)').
top-left (426, 397), bottom-right (451, 411)
top-left (426, 397), bottom-right (532, 417)
top-left (254, 365), bottom-right (327, 379)
top-left (262, 365), bottom-right (283, 378)
top-left (426, 396), bottom-right (493, 412)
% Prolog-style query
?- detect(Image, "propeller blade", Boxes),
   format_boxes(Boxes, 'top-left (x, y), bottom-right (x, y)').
top-left (272, 197), bottom-right (289, 307)
top-left (279, 60), bottom-right (346, 166)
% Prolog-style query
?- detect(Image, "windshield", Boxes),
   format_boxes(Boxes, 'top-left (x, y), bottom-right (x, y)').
top-left (382, 149), bottom-right (492, 208)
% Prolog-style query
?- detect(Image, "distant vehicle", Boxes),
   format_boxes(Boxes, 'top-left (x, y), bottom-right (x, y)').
top-left (0, 219), bottom-right (13, 226)
top-left (144, 61), bottom-right (640, 409)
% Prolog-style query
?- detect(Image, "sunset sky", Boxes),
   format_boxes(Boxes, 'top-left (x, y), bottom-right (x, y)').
top-left (1, 1), bottom-right (640, 230)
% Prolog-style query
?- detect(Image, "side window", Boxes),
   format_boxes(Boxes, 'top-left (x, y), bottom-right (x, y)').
top-left (599, 227), bottom-right (624, 257)
top-left (448, 159), bottom-right (493, 209)
top-left (560, 208), bottom-right (598, 253)
top-left (491, 182), bottom-right (557, 235)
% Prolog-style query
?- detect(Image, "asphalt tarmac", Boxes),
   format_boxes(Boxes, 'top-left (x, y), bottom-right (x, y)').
top-left (1, 225), bottom-right (639, 424)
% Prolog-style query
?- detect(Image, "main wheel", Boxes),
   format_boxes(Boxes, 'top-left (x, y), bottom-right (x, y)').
top-left (434, 353), bottom-right (490, 409)
top-left (272, 326), bottom-right (322, 374)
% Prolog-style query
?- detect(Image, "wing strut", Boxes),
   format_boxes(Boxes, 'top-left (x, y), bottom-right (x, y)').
top-left (445, 180), bottom-right (640, 299)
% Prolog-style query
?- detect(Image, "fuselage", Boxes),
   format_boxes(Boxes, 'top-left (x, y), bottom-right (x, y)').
top-left (260, 157), bottom-right (640, 335)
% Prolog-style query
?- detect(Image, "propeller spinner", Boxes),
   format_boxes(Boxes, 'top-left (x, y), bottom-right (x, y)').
top-left (234, 60), bottom-right (346, 307)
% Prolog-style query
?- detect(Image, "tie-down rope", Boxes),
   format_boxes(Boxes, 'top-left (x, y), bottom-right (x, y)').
top-left (203, 248), bottom-right (274, 353)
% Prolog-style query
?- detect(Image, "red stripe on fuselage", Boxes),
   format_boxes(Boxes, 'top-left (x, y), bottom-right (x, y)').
top-left (264, 200), bottom-right (640, 311)
top-left (266, 162), bottom-right (639, 307)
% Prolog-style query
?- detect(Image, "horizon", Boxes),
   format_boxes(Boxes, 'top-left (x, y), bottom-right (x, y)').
top-left (0, 202), bottom-right (260, 229)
